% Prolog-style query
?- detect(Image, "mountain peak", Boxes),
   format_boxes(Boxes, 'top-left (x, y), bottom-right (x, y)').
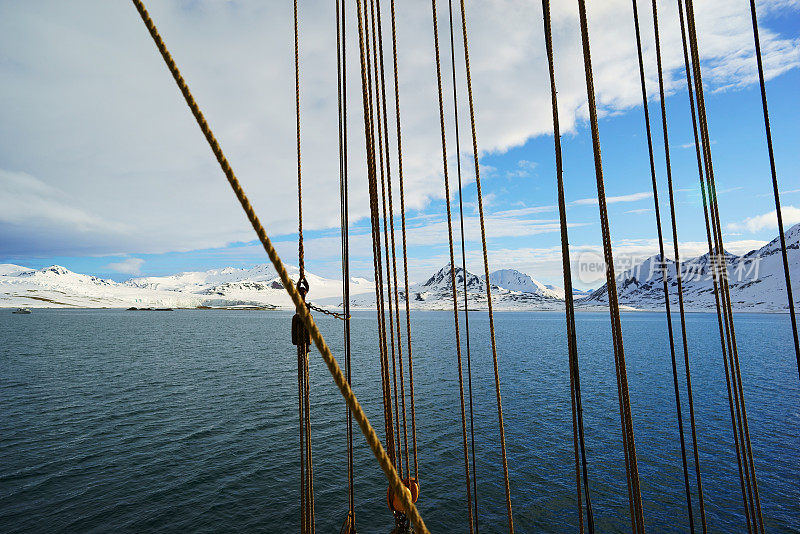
top-left (422, 265), bottom-right (483, 290)
top-left (488, 268), bottom-right (561, 298)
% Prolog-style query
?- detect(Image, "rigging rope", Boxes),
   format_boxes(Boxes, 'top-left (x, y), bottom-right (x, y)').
top-left (429, 0), bottom-right (474, 529)
top-left (630, 1), bottom-right (694, 530)
top-left (372, 0), bottom-right (412, 480)
top-left (679, 1), bottom-right (763, 531)
top-left (575, 1), bottom-right (645, 531)
top-left (363, 0), bottom-right (397, 472)
top-left (540, 1), bottom-right (594, 531)
top-left (368, 0), bottom-right (404, 478)
top-left (747, 0), bottom-right (800, 381)
top-left (335, 0), bottom-right (356, 527)
top-left (648, 1), bottom-right (707, 529)
top-left (293, 2), bottom-right (315, 530)
top-left (445, 0), bottom-right (480, 526)
top-left (129, 2), bottom-right (427, 531)
top-left (388, 0), bottom-right (420, 482)
top-left (294, 0), bottom-right (305, 284)
top-left (456, 0), bottom-right (514, 529)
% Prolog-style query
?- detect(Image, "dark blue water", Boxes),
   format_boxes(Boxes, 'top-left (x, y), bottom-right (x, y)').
top-left (1, 309), bottom-right (798, 533)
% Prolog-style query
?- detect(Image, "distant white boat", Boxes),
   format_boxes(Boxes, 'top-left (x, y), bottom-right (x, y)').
top-left (12, 308), bottom-right (31, 314)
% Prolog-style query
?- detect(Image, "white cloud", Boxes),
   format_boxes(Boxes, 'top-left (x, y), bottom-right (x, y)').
top-left (571, 191), bottom-right (653, 206)
top-left (106, 257), bottom-right (145, 275)
top-left (0, 0), bottom-right (797, 260)
top-left (726, 206), bottom-right (800, 233)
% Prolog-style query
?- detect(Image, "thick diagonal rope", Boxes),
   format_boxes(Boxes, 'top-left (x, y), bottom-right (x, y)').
top-left (649, 0), bottom-right (706, 530)
top-left (446, 0), bottom-right (479, 527)
top-left (541, 1), bottom-right (594, 531)
top-left (457, 1), bottom-right (514, 530)
top-left (680, 2), bottom-right (762, 531)
top-left (129, 2), bottom-right (427, 532)
top-left (430, 0), bottom-right (474, 529)
top-left (576, 1), bottom-right (645, 531)
top-left (748, 0), bottom-right (800, 380)
top-left (630, 2), bottom-right (693, 530)
top-left (335, 0), bottom-right (355, 525)
top-left (388, 0), bottom-right (419, 481)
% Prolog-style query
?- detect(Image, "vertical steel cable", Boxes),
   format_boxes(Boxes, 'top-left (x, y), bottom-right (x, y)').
top-left (446, 0), bottom-right (479, 527)
top-left (456, 1), bottom-right (514, 530)
top-left (540, 1), bottom-right (594, 531)
top-left (683, 3), bottom-right (764, 530)
top-left (649, 0), bottom-right (706, 530)
top-left (363, 0), bottom-right (396, 468)
top-left (368, 0), bottom-right (403, 477)
top-left (629, 1), bottom-right (694, 530)
top-left (679, 2), bottom-right (751, 519)
top-left (747, 0), bottom-right (800, 380)
top-left (294, 0), bottom-right (305, 282)
top-left (678, 1), bottom-right (762, 531)
top-left (372, 0), bottom-right (410, 477)
top-left (575, 1), bottom-right (645, 531)
top-left (429, 0), bottom-right (474, 529)
top-left (305, 344), bottom-right (316, 533)
top-left (298, 343), bottom-right (307, 534)
top-left (387, 0), bottom-right (420, 482)
top-left (293, 2), bottom-right (314, 530)
top-left (335, 0), bottom-right (355, 526)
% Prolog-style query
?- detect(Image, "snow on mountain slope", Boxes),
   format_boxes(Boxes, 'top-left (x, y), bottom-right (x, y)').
top-left (4, 224), bottom-right (796, 310)
top-left (488, 269), bottom-right (562, 299)
top-left (0, 264), bottom-right (373, 309)
top-left (325, 264), bottom-right (564, 311)
top-left (584, 223), bottom-right (800, 311)
top-left (0, 264), bottom-right (33, 276)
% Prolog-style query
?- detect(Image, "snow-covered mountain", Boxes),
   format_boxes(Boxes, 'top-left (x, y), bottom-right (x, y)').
top-left (327, 265), bottom-right (564, 311)
top-left (488, 269), bottom-right (563, 299)
top-left (3, 224), bottom-right (797, 310)
top-left (584, 223), bottom-right (800, 311)
top-left (0, 264), bottom-right (373, 309)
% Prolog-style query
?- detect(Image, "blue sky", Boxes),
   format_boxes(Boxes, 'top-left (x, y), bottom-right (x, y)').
top-left (1, 1), bottom-right (798, 288)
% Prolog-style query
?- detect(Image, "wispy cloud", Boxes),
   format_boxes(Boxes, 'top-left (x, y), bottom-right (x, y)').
top-left (106, 257), bottom-right (145, 275)
top-left (726, 205), bottom-right (800, 233)
top-left (571, 191), bottom-right (652, 206)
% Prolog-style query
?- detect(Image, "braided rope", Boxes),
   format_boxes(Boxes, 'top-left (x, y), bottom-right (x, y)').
top-left (388, 0), bottom-right (419, 482)
top-left (429, 0), bottom-right (474, 529)
top-left (679, 2), bottom-right (760, 531)
top-left (630, 1), bottom-right (694, 530)
top-left (648, 1), bottom-right (706, 529)
top-left (575, 1), bottom-right (644, 530)
top-left (445, 0), bottom-right (480, 525)
top-left (684, 1), bottom-right (764, 529)
top-left (456, 0), bottom-right (514, 529)
top-left (541, 0), bottom-right (594, 531)
top-left (129, 2), bottom-right (426, 532)
top-left (748, 0), bottom-right (800, 380)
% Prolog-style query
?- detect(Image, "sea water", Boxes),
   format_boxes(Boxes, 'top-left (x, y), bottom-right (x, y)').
top-left (1, 309), bottom-right (798, 533)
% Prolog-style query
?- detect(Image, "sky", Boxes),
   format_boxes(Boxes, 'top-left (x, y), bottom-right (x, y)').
top-left (1, 0), bottom-right (798, 289)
